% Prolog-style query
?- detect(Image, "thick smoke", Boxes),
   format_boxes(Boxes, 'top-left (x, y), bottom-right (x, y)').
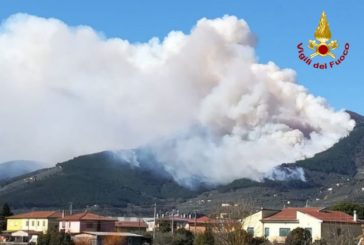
top-left (266, 167), bottom-right (306, 182)
top-left (0, 14), bottom-right (354, 184)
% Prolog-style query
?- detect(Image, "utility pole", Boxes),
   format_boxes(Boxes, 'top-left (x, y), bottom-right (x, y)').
top-left (194, 211), bottom-right (197, 233)
top-left (138, 216), bottom-right (141, 233)
top-left (69, 202), bottom-right (73, 215)
top-left (153, 203), bottom-right (156, 239)
top-left (171, 209), bottom-right (175, 235)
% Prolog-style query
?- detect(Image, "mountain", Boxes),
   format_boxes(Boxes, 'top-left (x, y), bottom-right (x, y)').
top-left (0, 151), bottom-right (201, 210)
top-left (1, 111), bottom-right (364, 213)
top-left (178, 111), bottom-right (364, 212)
top-left (0, 160), bottom-right (42, 181)
top-left (295, 111), bottom-right (364, 175)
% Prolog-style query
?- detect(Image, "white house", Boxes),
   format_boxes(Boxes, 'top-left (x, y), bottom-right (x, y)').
top-left (243, 207), bottom-right (362, 244)
top-left (59, 212), bottom-right (115, 234)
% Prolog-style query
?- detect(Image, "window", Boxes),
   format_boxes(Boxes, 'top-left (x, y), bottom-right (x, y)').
top-left (37, 221), bottom-right (40, 226)
top-left (264, 227), bottom-right (270, 237)
top-left (279, 228), bottom-right (290, 237)
top-left (43, 221), bottom-right (46, 226)
top-left (31, 221), bottom-right (35, 226)
top-left (247, 227), bottom-right (254, 236)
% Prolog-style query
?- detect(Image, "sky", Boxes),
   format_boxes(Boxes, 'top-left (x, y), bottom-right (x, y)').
top-left (0, 0), bottom-right (362, 114)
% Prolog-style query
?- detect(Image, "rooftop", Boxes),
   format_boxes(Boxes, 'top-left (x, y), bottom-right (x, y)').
top-left (77, 232), bottom-right (143, 237)
top-left (263, 207), bottom-right (358, 224)
top-left (61, 212), bottom-right (115, 221)
top-left (8, 211), bottom-right (62, 219)
top-left (115, 221), bottom-right (148, 228)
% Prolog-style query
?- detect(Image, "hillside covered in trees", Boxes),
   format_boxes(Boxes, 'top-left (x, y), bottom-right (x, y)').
top-left (1, 112), bottom-right (364, 212)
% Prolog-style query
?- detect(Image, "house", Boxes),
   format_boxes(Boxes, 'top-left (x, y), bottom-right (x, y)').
top-left (6, 211), bottom-right (62, 233)
top-left (243, 207), bottom-right (362, 244)
top-left (157, 217), bottom-right (189, 232)
top-left (115, 218), bottom-right (148, 233)
top-left (59, 212), bottom-right (115, 234)
top-left (185, 216), bottom-right (214, 234)
top-left (73, 231), bottom-right (151, 245)
top-left (154, 215), bottom-right (215, 234)
top-left (143, 218), bottom-right (156, 232)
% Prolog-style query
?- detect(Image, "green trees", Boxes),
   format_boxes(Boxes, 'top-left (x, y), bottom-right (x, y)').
top-left (0, 152), bottom-right (200, 209)
top-left (285, 227), bottom-right (312, 245)
top-left (0, 203), bottom-right (13, 231)
top-left (158, 220), bottom-right (171, 233)
top-left (330, 202), bottom-right (364, 219)
top-left (153, 222), bottom-right (194, 245)
top-left (152, 232), bottom-right (174, 245)
top-left (173, 228), bottom-right (194, 245)
top-left (194, 228), bottom-right (215, 245)
top-left (38, 229), bottom-right (73, 245)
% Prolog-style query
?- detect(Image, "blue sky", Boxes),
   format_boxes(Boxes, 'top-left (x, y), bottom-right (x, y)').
top-left (1, 0), bottom-right (363, 114)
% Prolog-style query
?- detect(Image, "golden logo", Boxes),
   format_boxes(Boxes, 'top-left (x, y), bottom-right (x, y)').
top-left (297, 10), bottom-right (349, 69)
top-left (308, 11), bottom-right (338, 59)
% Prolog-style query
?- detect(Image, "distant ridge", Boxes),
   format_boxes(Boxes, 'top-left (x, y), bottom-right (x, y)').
top-left (0, 160), bottom-right (42, 180)
top-left (0, 151), bottom-right (200, 209)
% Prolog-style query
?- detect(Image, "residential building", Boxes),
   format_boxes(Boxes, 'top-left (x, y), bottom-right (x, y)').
top-left (155, 215), bottom-right (214, 234)
top-left (143, 218), bottom-right (155, 232)
top-left (243, 207), bottom-right (362, 244)
top-left (115, 218), bottom-right (148, 233)
top-left (242, 208), bottom-right (280, 237)
top-left (59, 212), bottom-right (115, 234)
top-left (185, 216), bottom-right (214, 234)
top-left (157, 217), bottom-right (189, 232)
top-left (6, 211), bottom-right (62, 233)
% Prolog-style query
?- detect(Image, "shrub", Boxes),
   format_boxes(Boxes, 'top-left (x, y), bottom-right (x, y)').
top-left (285, 227), bottom-right (312, 245)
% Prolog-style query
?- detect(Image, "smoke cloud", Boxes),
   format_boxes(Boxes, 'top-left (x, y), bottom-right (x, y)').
top-left (266, 167), bottom-right (306, 182)
top-left (0, 14), bottom-right (354, 185)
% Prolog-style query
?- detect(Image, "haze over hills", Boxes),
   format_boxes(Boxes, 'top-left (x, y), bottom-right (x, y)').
top-left (0, 111), bottom-right (363, 213)
top-left (0, 151), bottom-right (201, 210)
top-left (0, 160), bottom-right (42, 181)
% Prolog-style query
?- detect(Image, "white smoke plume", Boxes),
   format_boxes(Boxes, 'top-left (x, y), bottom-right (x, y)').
top-left (0, 14), bottom-right (355, 185)
top-left (266, 167), bottom-right (306, 182)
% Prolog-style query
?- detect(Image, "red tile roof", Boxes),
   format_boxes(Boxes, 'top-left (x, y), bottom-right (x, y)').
top-left (159, 216), bottom-right (214, 224)
top-left (187, 216), bottom-right (214, 224)
top-left (196, 216), bottom-right (210, 223)
top-left (263, 207), bottom-right (358, 224)
top-left (159, 217), bottom-right (189, 222)
top-left (303, 209), bottom-right (357, 223)
top-left (8, 211), bottom-right (62, 219)
top-left (60, 212), bottom-right (115, 221)
top-left (115, 221), bottom-right (148, 228)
